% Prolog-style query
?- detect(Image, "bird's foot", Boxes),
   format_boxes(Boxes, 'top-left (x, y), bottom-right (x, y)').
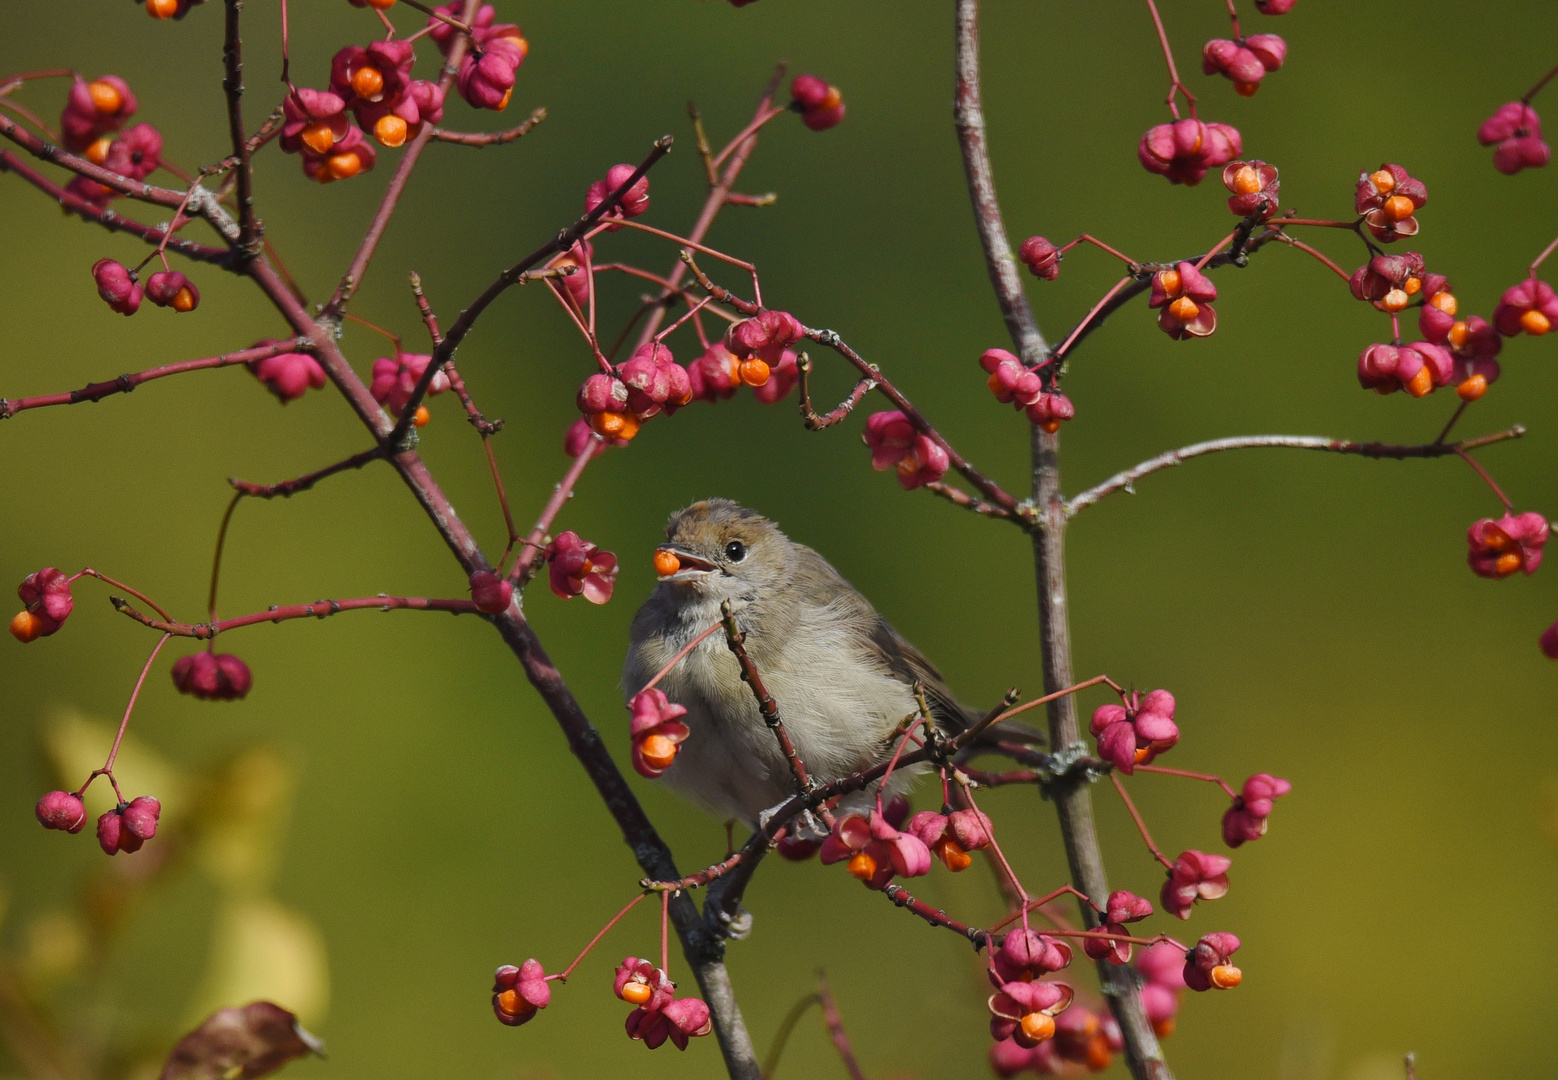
top-left (716, 904), bottom-right (753, 941)
top-left (758, 804), bottom-right (827, 842)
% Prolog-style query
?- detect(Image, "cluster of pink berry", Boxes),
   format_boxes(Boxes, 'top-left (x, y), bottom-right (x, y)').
top-left (36, 790), bottom-right (162, 855)
top-left (571, 300), bottom-right (804, 446)
top-left (277, 3), bottom-right (525, 185)
top-left (489, 954), bottom-right (711, 1052)
top-left (370, 352), bottom-right (450, 427)
top-left (980, 348), bottom-right (1074, 433)
top-left (544, 532), bottom-right (618, 605)
top-left (59, 76), bottom-right (159, 207)
top-left (861, 411), bottom-right (950, 490)
top-left (59, 76), bottom-right (208, 317)
top-left (90, 258), bottom-right (199, 318)
top-left (1201, 33), bottom-right (1286, 98)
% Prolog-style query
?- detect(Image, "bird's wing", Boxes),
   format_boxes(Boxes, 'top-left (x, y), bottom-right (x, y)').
top-left (868, 617), bottom-right (983, 733)
top-left (786, 544), bottom-right (981, 733)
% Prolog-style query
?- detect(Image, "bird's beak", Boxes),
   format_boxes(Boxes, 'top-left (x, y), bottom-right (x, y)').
top-left (656, 545), bottom-right (716, 584)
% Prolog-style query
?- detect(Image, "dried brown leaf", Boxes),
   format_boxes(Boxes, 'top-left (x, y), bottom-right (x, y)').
top-left (158, 1001), bottom-right (323, 1080)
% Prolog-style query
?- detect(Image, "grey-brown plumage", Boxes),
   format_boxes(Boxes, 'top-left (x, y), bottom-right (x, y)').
top-left (624, 499), bottom-right (980, 829)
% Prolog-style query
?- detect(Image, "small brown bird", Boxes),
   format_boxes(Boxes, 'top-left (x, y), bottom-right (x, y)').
top-left (623, 499), bottom-right (981, 831)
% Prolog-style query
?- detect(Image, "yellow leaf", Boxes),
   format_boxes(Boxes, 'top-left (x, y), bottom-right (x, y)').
top-left (186, 899), bottom-right (329, 1029)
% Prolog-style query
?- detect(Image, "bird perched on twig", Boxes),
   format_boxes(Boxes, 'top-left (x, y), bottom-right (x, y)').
top-left (623, 499), bottom-right (986, 831)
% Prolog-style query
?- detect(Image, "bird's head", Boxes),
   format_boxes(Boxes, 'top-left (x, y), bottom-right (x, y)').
top-left (653, 499), bottom-right (790, 608)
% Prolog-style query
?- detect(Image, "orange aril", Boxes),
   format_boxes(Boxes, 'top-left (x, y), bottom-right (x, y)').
top-left (300, 122), bottom-right (335, 155)
top-left (933, 838), bottom-right (972, 872)
top-left (1456, 374), bottom-right (1487, 401)
top-left (1019, 1013), bottom-right (1056, 1043)
top-left (87, 80), bottom-right (123, 115)
top-left (1208, 964), bottom-right (1243, 989)
top-left (496, 988), bottom-right (535, 1017)
top-left (1085, 1032), bottom-right (1113, 1071)
top-left (738, 358), bottom-right (771, 387)
top-left (9, 610), bottom-right (43, 643)
top-left (374, 115), bottom-right (408, 147)
top-left (620, 981), bottom-right (654, 1006)
top-left (639, 734), bottom-right (678, 770)
top-left (327, 152), bottom-right (362, 180)
top-left (351, 66), bottom-right (385, 100)
top-left (653, 550), bottom-right (681, 577)
top-left (1382, 194), bottom-right (1415, 222)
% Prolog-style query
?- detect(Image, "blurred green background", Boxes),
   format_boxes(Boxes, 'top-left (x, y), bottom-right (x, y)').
top-left (3, 1), bottom-right (1556, 1078)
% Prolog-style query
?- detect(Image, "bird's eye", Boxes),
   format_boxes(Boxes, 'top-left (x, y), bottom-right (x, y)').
top-left (724, 540), bottom-right (747, 562)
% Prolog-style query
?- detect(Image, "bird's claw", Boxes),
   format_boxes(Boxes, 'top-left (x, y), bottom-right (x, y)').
top-left (717, 905), bottom-right (753, 940)
top-left (758, 804), bottom-right (827, 842)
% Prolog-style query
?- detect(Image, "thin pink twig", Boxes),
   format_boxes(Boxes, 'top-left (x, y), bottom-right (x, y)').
top-left (1052, 275), bottom-right (1134, 359)
top-left (76, 632), bottom-right (173, 803)
top-left (1143, 0), bottom-right (1196, 118)
top-left (508, 440), bottom-right (602, 584)
top-left (1110, 773), bottom-right (1175, 870)
top-left (633, 622), bottom-right (723, 696)
top-left (548, 893), bottom-right (647, 982)
top-left (1453, 446), bottom-right (1514, 510)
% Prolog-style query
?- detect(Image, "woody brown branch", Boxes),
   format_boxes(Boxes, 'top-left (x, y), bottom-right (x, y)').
top-left (228, 447), bottom-right (383, 499)
top-left (953, 2), bottom-right (1171, 1077)
top-left (110, 594), bottom-right (482, 638)
top-left (1064, 426), bottom-right (1528, 515)
top-left (432, 106), bottom-right (546, 146)
top-left (0, 150), bottom-right (233, 263)
top-left (0, 340), bottom-right (308, 419)
top-left (719, 600), bottom-right (814, 794)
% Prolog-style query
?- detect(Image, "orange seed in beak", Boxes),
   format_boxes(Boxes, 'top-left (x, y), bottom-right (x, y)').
top-left (653, 550), bottom-right (681, 577)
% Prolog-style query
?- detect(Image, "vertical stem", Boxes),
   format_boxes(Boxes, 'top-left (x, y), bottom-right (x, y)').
top-left (208, 491), bottom-right (243, 627)
top-left (243, 254), bottom-right (763, 1080)
top-left (102, 633), bottom-right (173, 776)
top-left (220, 0), bottom-right (255, 247)
top-left (953, 3), bottom-right (1171, 1077)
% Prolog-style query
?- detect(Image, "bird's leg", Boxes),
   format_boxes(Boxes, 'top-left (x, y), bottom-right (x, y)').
top-left (758, 804), bottom-right (827, 841)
